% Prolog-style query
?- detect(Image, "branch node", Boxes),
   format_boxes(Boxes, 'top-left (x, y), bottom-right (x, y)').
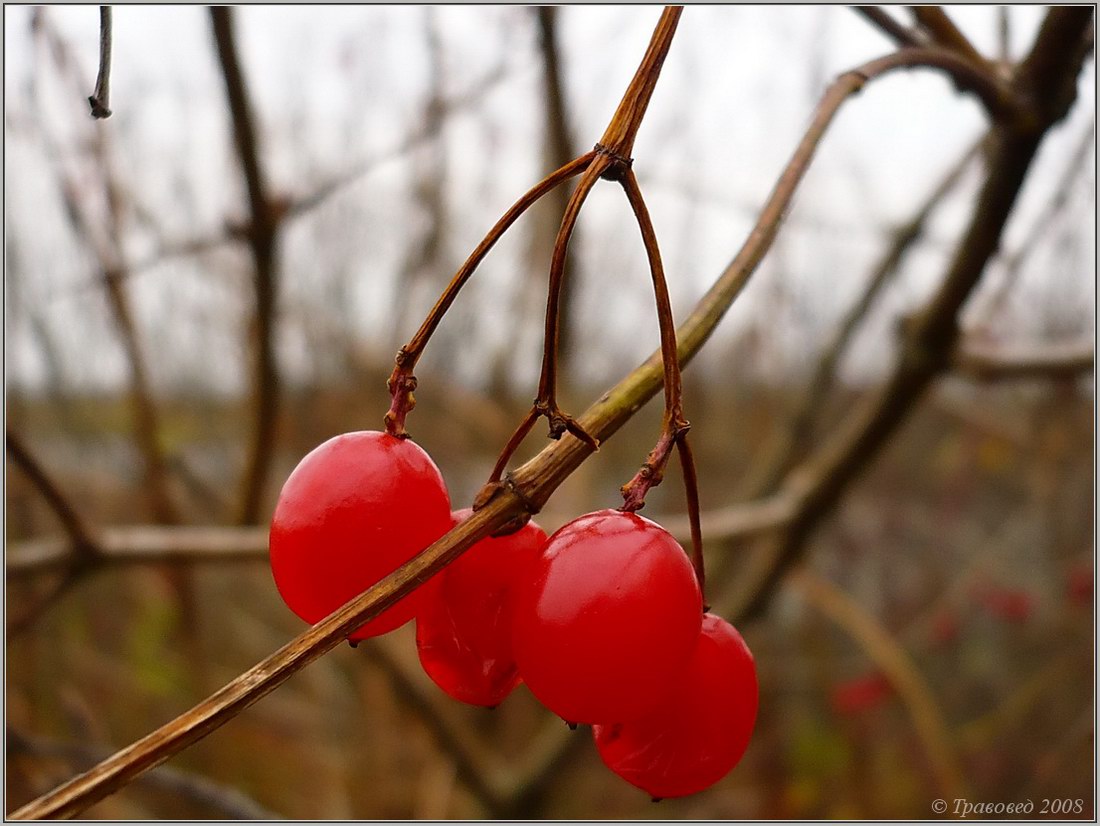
top-left (593, 142), bottom-right (633, 181)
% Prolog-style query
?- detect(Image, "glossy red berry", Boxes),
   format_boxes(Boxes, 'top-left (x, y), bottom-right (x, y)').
top-left (416, 509), bottom-right (548, 707)
top-left (269, 431), bottom-right (452, 640)
top-left (593, 613), bottom-right (758, 799)
top-left (511, 509), bottom-right (703, 725)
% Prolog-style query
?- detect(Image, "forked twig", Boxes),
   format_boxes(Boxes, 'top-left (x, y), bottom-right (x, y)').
top-left (404, 7), bottom-right (685, 471)
top-left (384, 151), bottom-right (596, 438)
top-left (730, 7), bottom-right (1094, 622)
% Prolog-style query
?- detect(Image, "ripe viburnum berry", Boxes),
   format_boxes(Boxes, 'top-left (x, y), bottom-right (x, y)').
top-left (269, 430), bottom-right (452, 640)
top-left (511, 509), bottom-right (703, 725)
top-left (593, 613), bottom-right (758, 799)
top-left (416, 509), bottom-right (548, 707)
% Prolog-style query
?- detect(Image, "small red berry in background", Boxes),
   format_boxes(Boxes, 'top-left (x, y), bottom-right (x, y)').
top-left (929, 609), bottom-right (961, 646)
top-left (830, 671), bottom-right (893, 717)
top-left (416, 509), bottom-right (548, 707)
top-left (977, 584), bottom-right (1035, 623)
top-left (511, 509), bottom-right (703, 725)
top-left (593, 613), bottom-right (758, 799)
top-left (269, 431), bottom-right (452, 640)
top-left (1066, 561), bottom-right (1093, 607)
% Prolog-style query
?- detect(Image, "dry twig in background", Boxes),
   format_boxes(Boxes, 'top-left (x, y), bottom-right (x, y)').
top-left (210, 7), bottom-right (283, 526)
top-left (87, 6), bottom-right (111, 118)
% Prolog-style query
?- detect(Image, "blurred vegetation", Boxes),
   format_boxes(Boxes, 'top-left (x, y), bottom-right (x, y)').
top-left (5, 5), bottom-right (1095, 820)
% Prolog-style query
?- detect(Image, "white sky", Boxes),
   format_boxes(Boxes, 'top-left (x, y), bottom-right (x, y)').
top-left (4, 6), bottom-right (1095, 396)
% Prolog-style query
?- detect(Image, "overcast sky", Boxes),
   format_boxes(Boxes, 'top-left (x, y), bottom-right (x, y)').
top-left (4, 6), bottom-right (1095, 396)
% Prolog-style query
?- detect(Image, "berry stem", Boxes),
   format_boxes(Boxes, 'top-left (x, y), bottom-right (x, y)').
top-left (384, 149), bottom-right (597, 438)
top-left (675, 432), bottom-right (706, 602)
top-left (533, 157), bottom-right (608, 448)
top-left (487, 406), bottom-right (539, 484)
top-left (617, 167), bottom-right (688, 511)
top-left (616, 152), bottom-right (706, 601)
top-left (481, 6), bottom-right (685, 476)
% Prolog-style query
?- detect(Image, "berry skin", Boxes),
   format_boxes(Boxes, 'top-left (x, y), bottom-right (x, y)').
top-left (416, 509), bottom-right (548, 707)
top-left (593, 613), bottom-right (758, 799)
top-left (269, 431), bottom-right (452, 640)
top-left (511, 509), bottom-right (703, 725)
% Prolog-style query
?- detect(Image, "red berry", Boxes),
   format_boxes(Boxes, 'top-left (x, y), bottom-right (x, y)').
top-left (979, 585), bottom-right (1034, 623)
top-left (416, 509), bottom-right (548, 707)
top-left (511, 509), bottom-right (703, 724)
top-left (830, 671), bottom-right (893, 716)
top-left (593, 614), bottom-right (758, 799)
top-left (1066, 562), bottom-right (1093, 607)
top-left (269, 431), bottom-right (452, 640)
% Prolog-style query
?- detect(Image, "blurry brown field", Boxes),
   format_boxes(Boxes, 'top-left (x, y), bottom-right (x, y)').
top-left (5, 6), bottom-right (1095, 820)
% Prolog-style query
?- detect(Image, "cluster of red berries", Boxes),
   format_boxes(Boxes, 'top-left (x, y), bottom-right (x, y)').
top-left (269, 431), bottom-right (758, 799)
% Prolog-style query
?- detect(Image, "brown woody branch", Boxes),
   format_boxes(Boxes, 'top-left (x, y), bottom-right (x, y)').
top-left (5, 430), bottom-right (101, 639)
top-left (6, 430), bottom-right (97, 555)
top-left (731, 6), bottom-right (1094, 623)
top-left (88, 6), bottom-right (112, 118)
top-left (386, 151), bottom-right (596, 438)
top-left (854, 6), bottom-right (925, 49)
top-left (736, 133), bottom-right (985, 500)
top-left (910, 6), bottom-right (992, 71)
top-left (8, 729), bottom-right (278, 819)
top-left (9, 39), bottom-right (1070, 820)
top-left (210, 7), bottom-right (282, 526)
top-left (952, 340), bottom-right (1094, 381)
top-left (532, 7), bottom-right (582, 369)
top-left (6, 526), bottom-right (267, 577)
top-left (978, 121), bottom-right (1095, 324)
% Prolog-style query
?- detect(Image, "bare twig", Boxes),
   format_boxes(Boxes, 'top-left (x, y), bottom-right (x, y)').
top-left (731, 7), bottom-right (1094, 622)
top-left (952, 340), bottom-right (1094, 381)
top-left (5, 430), bottom-right (99, 639)
top-left (6, 526), bottom-right (268, 577)
top-left (8, 729), bottom-right (279, 819)
top-left (737, 133), bottom-right (985, 500)
top-left (210, 7), bottom-right (282, 526)
top-left (11, 36), bottom-right (1077, 819)
top-left (386, 151), bottom-right (596, 438)
top-left (854, 6), bottom-right (924, 49)
top-left (33, 11), bottom-right (179, 525)
top-left (910, 6), bottom-right (992, 71)
top-left (533, 6), bottom-right (582, 367)
top-left (789, 570), bottom-right (967, 799)
top-left (977, 121), bottom-right (1095, 324)
top-left (362, 640), bottom-right (508, 817)
top-left (660, 492), bottom-right (798, 546)
top-left (390, 9), bottom-right (450, 347)
top-left (87, 6), bottom-right (111, 118)
top-left (6, 430), bottom-right (97, 554)
top-left (6, 570), bottom-right (86, 641)
top-left (998, 7), bottom-right (1012, 63)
